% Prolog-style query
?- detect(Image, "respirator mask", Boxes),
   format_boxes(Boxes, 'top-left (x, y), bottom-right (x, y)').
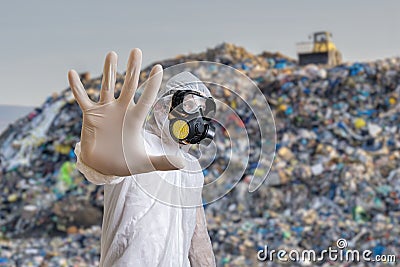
top-left (167, 89), bottom-right (216, 146)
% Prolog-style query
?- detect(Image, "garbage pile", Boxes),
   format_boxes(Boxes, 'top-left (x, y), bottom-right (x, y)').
top-left (204, 56), bottom-right (400, 266)
top-left (0, 226), bottom-right (101, 266)
top-left (1, 43), bottom-right (400, 266)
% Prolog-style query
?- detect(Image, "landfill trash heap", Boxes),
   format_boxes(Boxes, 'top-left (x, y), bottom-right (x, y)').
top-left (0, 43), bottom-right (399, 266)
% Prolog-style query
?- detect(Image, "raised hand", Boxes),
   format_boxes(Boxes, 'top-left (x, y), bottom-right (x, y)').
top-left (68, 49), bottom-right (184, 177)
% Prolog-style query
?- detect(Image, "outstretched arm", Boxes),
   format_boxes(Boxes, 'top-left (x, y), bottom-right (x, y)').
top-left (68, 49), bottom-right (185, 183)
top-left (189, 205), bottom-right (216, 267)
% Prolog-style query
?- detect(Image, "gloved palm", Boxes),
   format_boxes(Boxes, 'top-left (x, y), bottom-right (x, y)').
top-left (68, 49), bottom-right (184, 176)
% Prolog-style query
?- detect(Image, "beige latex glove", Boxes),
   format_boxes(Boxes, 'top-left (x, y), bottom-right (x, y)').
top-left (68, 49), bottom-right (185, 177)
top-left (189, 206), bottom-right (217, 267)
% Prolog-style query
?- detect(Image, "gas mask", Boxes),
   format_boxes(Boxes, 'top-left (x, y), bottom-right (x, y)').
top-left (167, 89), bottom-right (216, 146)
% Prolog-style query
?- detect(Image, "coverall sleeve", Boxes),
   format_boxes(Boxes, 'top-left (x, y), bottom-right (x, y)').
top-left (189, 204), bottom-right (216, 267)
top-left (74, 142), bottom-right (126, 185)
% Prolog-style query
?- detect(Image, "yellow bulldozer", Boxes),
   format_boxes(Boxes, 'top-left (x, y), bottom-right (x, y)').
top-left (297, 31), bottom-right (342, 66)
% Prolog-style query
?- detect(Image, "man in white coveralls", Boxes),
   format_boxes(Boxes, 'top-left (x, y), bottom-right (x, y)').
top-left (68, 48), bottom-right (216, 266)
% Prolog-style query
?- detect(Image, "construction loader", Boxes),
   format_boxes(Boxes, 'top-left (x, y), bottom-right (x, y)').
top-left (297, 31), bottom-right (342, 66)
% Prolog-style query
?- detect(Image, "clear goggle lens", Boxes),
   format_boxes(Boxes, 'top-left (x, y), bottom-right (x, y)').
top-left (182, 94), bottom-right (208, 114)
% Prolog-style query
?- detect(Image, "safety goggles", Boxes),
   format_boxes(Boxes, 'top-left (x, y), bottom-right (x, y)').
top-left (167, 90), bottom-right (216, 117)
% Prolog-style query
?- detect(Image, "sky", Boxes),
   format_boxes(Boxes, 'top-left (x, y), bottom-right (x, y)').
top-left (0, 0), bottom-right (399, 107)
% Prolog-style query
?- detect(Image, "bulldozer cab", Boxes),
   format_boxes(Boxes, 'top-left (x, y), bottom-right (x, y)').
top-left (297, 31), bottom-right (342, 66)
top-left (313, 32), bottom-right (337, 53)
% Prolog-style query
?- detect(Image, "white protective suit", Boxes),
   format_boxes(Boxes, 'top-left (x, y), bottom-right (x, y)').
top-left (74, 72), bottom-right (216, 267)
